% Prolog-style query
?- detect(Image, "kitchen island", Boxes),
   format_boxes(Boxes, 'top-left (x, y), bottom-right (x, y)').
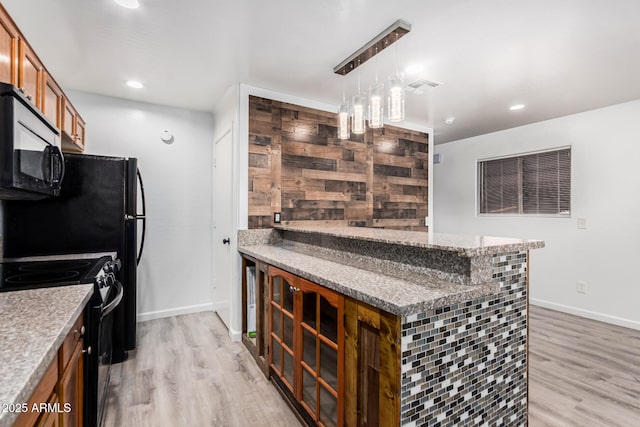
top-left (238, 226), bottom-right (543, 426)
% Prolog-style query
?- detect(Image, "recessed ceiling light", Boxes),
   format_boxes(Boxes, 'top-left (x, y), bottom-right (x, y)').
top-left (126, 80), bottom-right (144, 89)
top-left (114, 0), bottom-right (140, 9)
top-left (405, 64), bottom-right (424, 75)
top-left (509, 104), bottom-right (525, 111)
top-left (444, 117), bottom-right (455, 125)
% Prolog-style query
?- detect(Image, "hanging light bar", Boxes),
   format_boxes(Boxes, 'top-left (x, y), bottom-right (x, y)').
top-left (333, 20), bottom-right (411, 76)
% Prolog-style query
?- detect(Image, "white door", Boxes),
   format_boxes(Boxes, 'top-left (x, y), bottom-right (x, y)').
top-left (212, 130), bottom-right (233, 329)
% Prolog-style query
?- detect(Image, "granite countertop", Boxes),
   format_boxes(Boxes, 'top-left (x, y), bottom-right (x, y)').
top-left (276, 225), bottom-right (545, 256)
top-left (239, 244), bottom-right (498, 316)
top-left (0, 285), bottom-right (93, 427)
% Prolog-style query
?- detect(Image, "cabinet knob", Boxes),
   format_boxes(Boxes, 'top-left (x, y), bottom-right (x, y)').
top-left (74, 326), bottom-right (85, 336)
top-left (288, 285), bottom-right (300, 293)
top-left (26, 95), bottom-right (32, 101)
top-left (83, 346), bottom-right (92, 355)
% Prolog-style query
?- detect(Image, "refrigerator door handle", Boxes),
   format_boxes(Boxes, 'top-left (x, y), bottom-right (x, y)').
top-left (136, 168), bottom-right (147, 266)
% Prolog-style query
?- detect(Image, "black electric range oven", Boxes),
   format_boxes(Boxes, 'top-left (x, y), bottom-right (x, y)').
top-left (0, 255), bottom-right (123, 427)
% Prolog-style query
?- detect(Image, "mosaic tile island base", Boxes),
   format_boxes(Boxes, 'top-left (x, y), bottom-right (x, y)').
top-left (238, 226), bottom-right (543, 427)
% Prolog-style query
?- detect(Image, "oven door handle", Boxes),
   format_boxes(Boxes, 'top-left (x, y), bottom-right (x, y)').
top-left (101, 281), bottom-right (124, 319)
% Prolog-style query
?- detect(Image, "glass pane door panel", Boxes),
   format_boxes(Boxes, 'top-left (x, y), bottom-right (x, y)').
top-left (271, 307), bottom-right (281, 338)
top-left (283, 314), bottom-right (294, 349)
top-left (302, 292), bottom-right (317, 329)
top-left (272, 276), bottom-right (282, 306)
top-left (302, 368), bottom-right (317, 415)
top-left (319, 340), bottom-right (338, 391)
top-left (283, 349), bottom-right (294, 387)
top-left (302, 328), bottom-right (317, 371)
top-left (271, 336), bottom-right (281, 372)
top-left (319, 296), bottom-right (337, 342)
top-left (319, 386), bottom-right (338, 427)
top-left (283, 281), bottom-right (294, 313)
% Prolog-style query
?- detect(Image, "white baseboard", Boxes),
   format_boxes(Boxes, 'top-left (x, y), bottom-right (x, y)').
top-left (530, 298), bottom-right (640, 331)
top-left (229, 327), bottom-right (242, 343)
top-left (137, 303), bottom-right (214, 322)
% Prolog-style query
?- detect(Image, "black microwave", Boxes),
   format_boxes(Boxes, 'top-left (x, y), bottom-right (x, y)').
top-left (0, 83), bottom-right (64, 200)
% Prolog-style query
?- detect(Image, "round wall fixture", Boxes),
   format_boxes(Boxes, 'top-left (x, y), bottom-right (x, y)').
top-left (160, 130), bottom-right (174, 144)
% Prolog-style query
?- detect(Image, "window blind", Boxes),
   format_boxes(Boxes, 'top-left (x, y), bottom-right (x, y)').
top-left (479, 148), bottom-right (571, 215)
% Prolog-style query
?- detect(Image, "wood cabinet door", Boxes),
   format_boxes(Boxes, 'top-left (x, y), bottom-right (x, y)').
top-left (60, 96), bottom-right (76, 139)
top-left (269, 268), bottom-right (297, 393)
top-left (18, 39), bottom-right (43, 107)
top-left (35, 394), bottom-right (60, 427)
top-left (43, 73), bottom-right (63, 128)
top-left (0, 6), bottom-right (19, 85)
top-left (268, 266), bottom-right (344, 427)
top-left (58, 339), bottom-right (83, 427)
top-left (74, 115), bottom-right (85, 150)
top-left (297, 277), bottom-right (344, 427)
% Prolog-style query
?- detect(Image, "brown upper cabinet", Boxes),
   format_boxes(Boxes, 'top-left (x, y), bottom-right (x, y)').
top-left (0, 6), bottom-right (19, 86)
top-left (0, 3), bottom-right (86, 152)
top-left (60, 97), bottom-right (85, 153)
top-left (18, 39), bottom-right (43, 107)
top-left (43, 72), bottom-right (63, 128)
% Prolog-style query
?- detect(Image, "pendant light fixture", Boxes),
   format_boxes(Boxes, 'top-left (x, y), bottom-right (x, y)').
top-left (351, 71), bottom-right (366, 134)
top-left (337, 80), bottom-right (350, 140)
top-left (388, 71), bottom-right (405, 122)
top-left (388, 31), bottom-right (405, 123)
top-left (368, 80), bottom-right (384, 128)
top-left (368, 50), bottom-right (384, 129)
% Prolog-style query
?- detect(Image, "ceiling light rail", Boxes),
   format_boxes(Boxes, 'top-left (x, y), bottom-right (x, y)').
top-left (333, 20), bottom-right (411, 76)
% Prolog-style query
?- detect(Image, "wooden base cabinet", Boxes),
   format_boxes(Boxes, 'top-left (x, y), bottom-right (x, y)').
top-left (13, 312), bottom-right (85, 427)
top-left (268, 266), bottom-right (344, 427)
top-left (240, 258), bottom-right (402, 426)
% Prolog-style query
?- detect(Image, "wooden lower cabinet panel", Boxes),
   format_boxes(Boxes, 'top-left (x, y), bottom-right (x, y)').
top-left (344, 298), bottom-right (401, 427)
top-left (57, 339), bottom-right (83, 427)
top-left (13, 357), bottom-right (58, 427)
top-left (35, 394), bottom-right (59, 427)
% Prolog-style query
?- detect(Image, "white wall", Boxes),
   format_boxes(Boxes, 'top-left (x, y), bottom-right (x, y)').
top-left (434, 99), bottom-right (640, 330)
top-left (67, 90), bottom-right (215, 322)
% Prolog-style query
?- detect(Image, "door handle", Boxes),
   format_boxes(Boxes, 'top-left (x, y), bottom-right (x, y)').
top-left (222, 238), bottom-right (230, 245)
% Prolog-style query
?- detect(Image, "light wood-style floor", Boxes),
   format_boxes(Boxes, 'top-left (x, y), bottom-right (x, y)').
top-left (103, 312), bottom-right (301, 427)
top-left (104, 306), bottom-right (640, 427)
top-left (529, 306), bottom-right (640, 426)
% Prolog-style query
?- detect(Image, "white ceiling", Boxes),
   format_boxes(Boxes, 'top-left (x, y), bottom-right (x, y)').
top-left (4, 0), bottom-right (640, 143)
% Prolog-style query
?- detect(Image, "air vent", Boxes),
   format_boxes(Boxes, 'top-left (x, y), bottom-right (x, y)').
top-left (406, 79), bottom-right (441, 95)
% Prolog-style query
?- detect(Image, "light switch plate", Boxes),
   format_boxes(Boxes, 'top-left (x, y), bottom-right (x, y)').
top-left (274, 212), bottom-right (281, 224)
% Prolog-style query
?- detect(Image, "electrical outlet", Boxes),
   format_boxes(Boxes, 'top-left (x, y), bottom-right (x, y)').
top-left (577, 218), bottom-right (587, 229)
top-left (576, 281), bottom-right (587, 294)
top-left (273, 212), bottom-right (281, 224)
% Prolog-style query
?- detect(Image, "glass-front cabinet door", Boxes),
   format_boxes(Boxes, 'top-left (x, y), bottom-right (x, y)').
top-left (268, 267), bottom-right (344, 427)
top-left (269, 269), bottom-right (297, 392)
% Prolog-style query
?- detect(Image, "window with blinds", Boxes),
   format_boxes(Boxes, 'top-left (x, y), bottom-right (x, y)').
top-left (478, 148), bottom-right (571, 216)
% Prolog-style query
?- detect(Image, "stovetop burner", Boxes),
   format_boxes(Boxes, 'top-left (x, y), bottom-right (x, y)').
top-left (5, 270), bottom-right (81, 285)
top-left (18, 260), bottom-right (92, 272)
top-left (0, 256), bottom-right (111, 292)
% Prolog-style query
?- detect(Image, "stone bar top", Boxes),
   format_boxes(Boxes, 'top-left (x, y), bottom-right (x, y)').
top-left (275, 225), bottom-right (544, 256)
top-left (238, 226), bottom-right (543, 316)
top-left (0, 285), bottom-right (93, 427)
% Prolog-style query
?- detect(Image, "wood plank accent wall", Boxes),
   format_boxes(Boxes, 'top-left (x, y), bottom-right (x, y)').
top-left (248, 96), bottom-right (429, 230)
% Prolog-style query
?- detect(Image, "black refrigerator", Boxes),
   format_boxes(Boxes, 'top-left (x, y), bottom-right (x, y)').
top-left (2, 153), bottom-right (146, 363)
